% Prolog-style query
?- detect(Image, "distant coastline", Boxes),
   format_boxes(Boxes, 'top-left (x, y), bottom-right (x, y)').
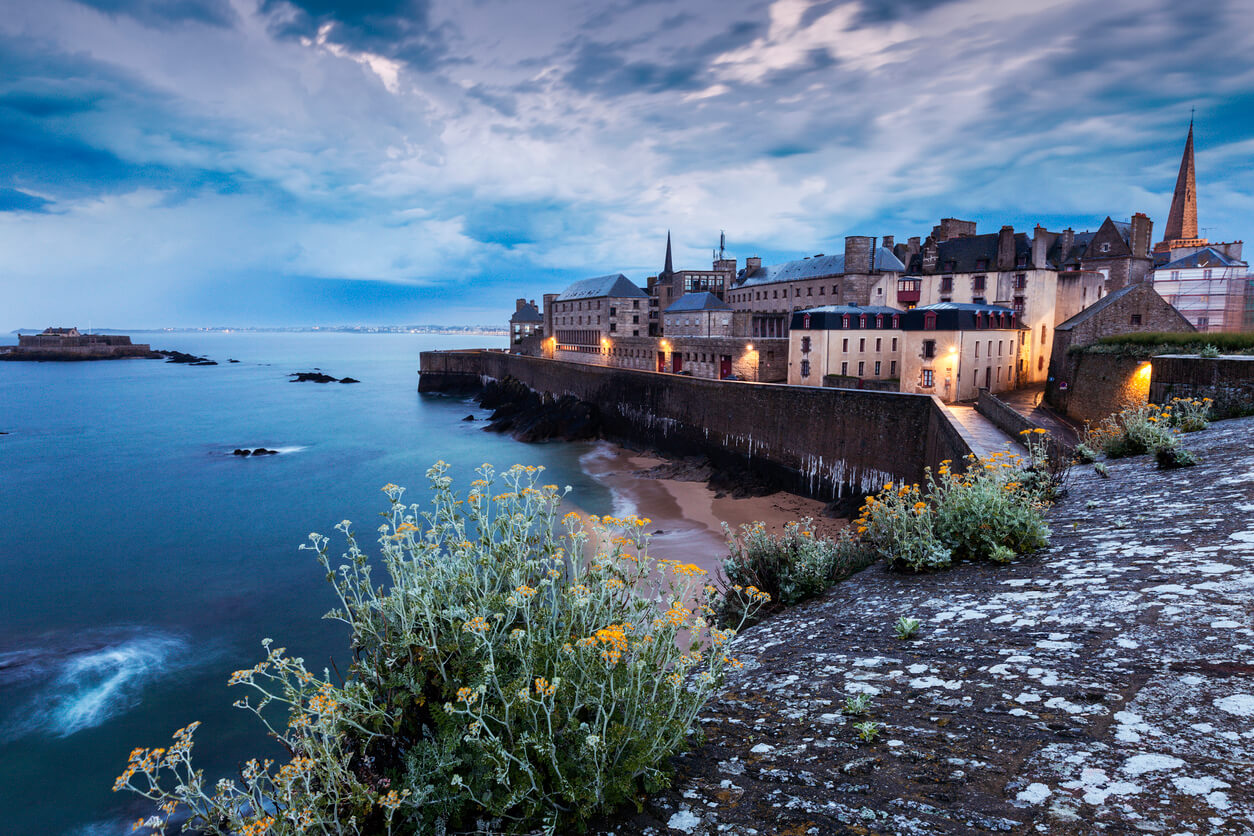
top-left (9, 325), bottom-right (508, 336)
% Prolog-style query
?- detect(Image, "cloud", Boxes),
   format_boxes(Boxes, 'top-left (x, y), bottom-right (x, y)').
top-left (0, 0), bottom-right (1250, 330)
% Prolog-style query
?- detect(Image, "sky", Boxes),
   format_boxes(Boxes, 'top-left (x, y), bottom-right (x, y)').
top-left (1, 0), bottom-right (1252, 330)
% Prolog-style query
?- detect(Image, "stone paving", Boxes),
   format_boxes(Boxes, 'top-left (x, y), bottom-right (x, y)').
top-left (600, 415), bottom-right (1254, 836)
top-left (941, 403), bottom-right (1019, 459)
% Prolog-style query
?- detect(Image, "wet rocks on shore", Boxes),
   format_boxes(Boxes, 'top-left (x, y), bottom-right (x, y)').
top-left (290, 371), bottom-right (359, 384)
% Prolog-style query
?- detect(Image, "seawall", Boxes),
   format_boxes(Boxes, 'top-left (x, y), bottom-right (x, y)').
top-left (419, 350), bottom-right (973, 500)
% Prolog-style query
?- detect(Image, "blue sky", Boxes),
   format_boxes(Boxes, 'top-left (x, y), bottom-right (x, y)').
top-left (2, 0), bottom-right (1252, 329)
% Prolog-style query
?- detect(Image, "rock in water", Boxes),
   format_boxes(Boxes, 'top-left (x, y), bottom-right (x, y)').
top-left (463, 415), bottom-right (476, 422)
top-left (233, 449), bottom-right (251, 456)
top-left (289, 372), bottom-right (338, 383)
top-left (339, 377), bottom-right (360, 384)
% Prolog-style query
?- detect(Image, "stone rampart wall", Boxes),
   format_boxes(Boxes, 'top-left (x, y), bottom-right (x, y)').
top-left (975, 389), bottom-right (1037, 443)
top-left (1150, 355), bottom-right (1254, 417)
top-left (1052, 352), bottom-right (1150, 425)
top-left (419, 350), bottom-right (972, 499)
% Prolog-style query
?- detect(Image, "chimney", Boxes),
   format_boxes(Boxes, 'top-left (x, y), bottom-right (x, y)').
top-left (881, 235), bottom-right (895, 250)
top-left (1060, 228), bottom-right (1075, 265)
top-left (515, 298), bottom-right (527, 312)
top-left (921, 236), bottom-right (939, 273)
top-left (1129, 213), bottom-right (1153, 259)
top-left (542, 293), bottom-right (557, 338)
top-left (529, 299), bottom-right (537, 309)
top-left (745, 256), bottom-right (762, 274)
top-left (997, 225), bottom-right (1016, 271)
top-left (1032, 225), bottom-right (1052, 270)
top-left (844, 235), bottom-right (873, 273)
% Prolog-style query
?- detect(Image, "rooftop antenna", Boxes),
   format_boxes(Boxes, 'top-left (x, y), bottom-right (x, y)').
top-left (719, 230), bottom-right (726, 261)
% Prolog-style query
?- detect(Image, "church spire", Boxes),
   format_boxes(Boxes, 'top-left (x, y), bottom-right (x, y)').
top-left (1161, 118), bottom-right (1199, 244)
top-left (662, 231), bottom-right (674, 277)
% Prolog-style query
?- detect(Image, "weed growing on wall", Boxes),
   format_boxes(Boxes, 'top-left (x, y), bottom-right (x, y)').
top-left (116, 464), bottom-right (763, 835)
top-left (1085, 398), bottom-right (1210, 461)
top-left (855, 445), bottom-right (1054, 572)
top-left (719, 520), bottom-right (876, 624)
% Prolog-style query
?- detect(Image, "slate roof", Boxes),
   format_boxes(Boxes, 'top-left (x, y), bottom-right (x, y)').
top-left (789, 305), bottom-right (905, 330)
top-left (510, 302), bottom-right (543, 323)
top-left (663, 291), bottom-right (732, 313)
top-left (735, 248), bottom-right (905, 287)
top-left (555, 274), bottom-right (648, 301)
top-left (901, 302), bottom-right (1027, 331)
top-left (905, 233), bottom-right (1032, 274)
top-left (1054, 284), bottom-right (1140, 332)
top-left (1157, 246), bottom-right (1248, 271)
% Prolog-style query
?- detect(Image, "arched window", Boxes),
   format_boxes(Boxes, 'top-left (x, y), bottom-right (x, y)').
top-left (802, 314), bottom-right (811, 329)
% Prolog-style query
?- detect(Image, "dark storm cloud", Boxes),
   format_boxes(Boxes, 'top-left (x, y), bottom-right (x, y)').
top-left (70, 0), bottom-right (237, 28)
top-left (848, 0), bottom-right (962, 24)
top-left (260, 0), bottom-right (453, 69)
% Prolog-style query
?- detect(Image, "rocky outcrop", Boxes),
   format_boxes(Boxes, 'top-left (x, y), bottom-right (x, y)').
top-left (290, 372), bottom-right (359, 384)
top-left (232, 448), bottom-right (278, 456)
top-left (598, 416), bottom-right (1254, 835)
top-left (161, 350), bottom-right (217, 365)
top-left (480, 377), bottom-right (600, 442)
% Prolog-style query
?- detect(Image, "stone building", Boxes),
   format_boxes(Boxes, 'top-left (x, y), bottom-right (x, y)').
top-left (4, 327), bottom-right (156, 360)
top-left (548, 274), bottom-right (650, 363)
top-left (509, 298), bottom-right (543, 355)
top-left (786, 306), bottom-right (904, 386)
top-left (661, 292), bottom-right (735, 338)
top-left (724, 237), bottom-right (904, 338)
top-left (902, 222), bottom-right (1111, 385)
top-left (898, 303), bottom-right (1027, 402)
top-left (1045, 283), bottom-right (1195, 412)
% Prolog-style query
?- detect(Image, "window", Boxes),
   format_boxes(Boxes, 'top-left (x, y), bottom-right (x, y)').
top-left (924, 312), bottom-right (937, 330)
top-left (858, 361), bottom-right (865, 376)
top-left (795, 288), bottom-right (801, 297)
top-left (922, 339), bottom-right (936, 359)
top-left (1038, 356), bottom-right (1044, 371)
top-left (975, 342), bottom-right (980, 358)
top-left (860, 314), bottom-right (868, 328)
top-left (609, 306), bottom-right (617, 316)
top-left (801, 336), bottom-right (812, 353)
top-left (801, 359), bottom-right (811, 378)
top-left (1014, 296), bottom-right (1026, 314)
top-left (859, 338), bottom-right (866, 351)
top-left (890, 360), bottom-right (897, 376)
top-left (891, 337), bottom-right (898, 351)
top-left (1100, 242), bottom-right (1110, 253)
top-left (841, 362), bottom-right (848, 375)
top-left (1203, 269), bottom-right (1213, 280)
top-left (891, 315), bottom-right (900, 329)
top-left (609, 323), bottom-right (616, 332)
top-left (1197, 316), bottom-right (1210, 327)
top-left (632, 315), bottom-right (639, 324)
top-left (876, 314), bottom-right (884, 328)
top-left (1130, 314), bottom-right (1142, 326)
top-left (818, 286), bottom-right (825, 295)
top-left (1014, 274), bottom-right (1027, 290)
top-left (940, 276), bottom-right (954, 292)
top-left (1171, 270), bottom-right (1180, 280)
top-left (807, 287), bottom-right (813, 296)
top-left (875, 337), bottom-right (882, 351)
top-left (975, 258), bottom-right (989, 271)
top-left (802, 313), bottom-right (811, 329)
top-left (998, 340), bottom-right (1003, 355)
top-left (922, 369), bottom-right (934, 387)
top-left (1040, 324), bottom-right (1047, 344)
top-left (633, 300), bottom-right (640, 309)
top-left (875, 360), bottom-right (881, 376)
top-left (832, 285), bottom-right (838, 295)
top-left (842, 338), bottom-right (849, 352)
top-left (972, 275), bottom-right (986, 292)
top-left (842, 315), bottom-right (851, 328)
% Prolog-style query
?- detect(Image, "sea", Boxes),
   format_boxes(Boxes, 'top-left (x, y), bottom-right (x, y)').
top-left (0, 332), bottom-right (637, 836)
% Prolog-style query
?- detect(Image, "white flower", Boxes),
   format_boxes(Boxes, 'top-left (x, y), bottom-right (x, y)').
top-left (586, 734), bottom-right (600, 748)
top-left (450, 774), bottom-right (463, 787)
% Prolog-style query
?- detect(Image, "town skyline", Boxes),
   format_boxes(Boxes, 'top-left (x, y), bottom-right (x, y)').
top-left (2, 0), bottom-right (1252, 331)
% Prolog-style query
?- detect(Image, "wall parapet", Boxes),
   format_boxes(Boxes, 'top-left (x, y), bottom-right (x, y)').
top-left (1149, 355), bottom-right (1254, 417)
top-left (975, 389), bottom-right (1037, 444)
top-left (419, 350), bottom-right (972, 500)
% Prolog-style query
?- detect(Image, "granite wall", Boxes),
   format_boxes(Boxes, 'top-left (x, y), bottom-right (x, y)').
top-left (419, 350), bottom-right (972, 500)
top-left (1150, 355), bottom-right (1254, 417)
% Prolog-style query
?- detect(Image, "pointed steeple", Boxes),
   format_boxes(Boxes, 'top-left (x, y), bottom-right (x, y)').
top-left (662, 231), bottom-right (674, 278)
top-left (1162, 118), bottom-right (1199, 244)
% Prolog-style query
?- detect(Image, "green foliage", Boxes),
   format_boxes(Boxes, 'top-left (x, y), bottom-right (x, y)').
top-left (1086, 398), bottom-right (1210, 459)
top-left (843, 694), bottom-right (873, 716)
top-left (117, 464), bottom-right (761, 835)
top-left (893, 617), bottom-right (921, 641)
top-left (719, 519), bottom-right (875, 624)
top-left (1073, 442), bottom-right (1097, 464)
top-left (1199, 343), bottom-right (1221, 358)
top-left (1156, 444), bottom-right (1198, 469)
top-left (1085, 331), bottom-right (1254, 358)
top-left (1093, 462), bottom-right (1110, 478)
top-left (853, 722), bottom-right (881, 743)
top-left (856, 443), bottom-right (1053, 572)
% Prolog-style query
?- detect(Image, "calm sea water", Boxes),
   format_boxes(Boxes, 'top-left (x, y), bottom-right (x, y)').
top-left (0, 332), bottom-right (618, 836)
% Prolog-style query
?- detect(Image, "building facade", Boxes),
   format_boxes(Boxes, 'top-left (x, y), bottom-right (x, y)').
top-left (787, 306), bottom-right (903, 386)
top-left (898, 303), bottom-right (1027, 402)
top-left (509, 298), bottom-right (543, 354)
top-left (548, 274), bottom-right (650, 362)
top-left (1151, 246), bottom-right (1250, 332)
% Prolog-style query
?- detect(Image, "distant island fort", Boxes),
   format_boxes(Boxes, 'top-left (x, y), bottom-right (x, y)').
top-left (0, 327), bottom-right (159, 361)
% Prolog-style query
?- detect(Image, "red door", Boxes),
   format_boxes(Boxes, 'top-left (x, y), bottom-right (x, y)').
top-left (672, 352), bottom-right (683, 374)
top-left (719, 355), bottom-right (732, 379)
top-left (657, 352), bottom-right (666, 372)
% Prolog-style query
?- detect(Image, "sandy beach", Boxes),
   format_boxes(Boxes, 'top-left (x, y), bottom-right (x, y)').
top-left (574, 441), bottom-right (848, 578)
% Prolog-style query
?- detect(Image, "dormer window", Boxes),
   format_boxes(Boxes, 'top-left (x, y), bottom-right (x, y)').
top-left (891, 314), bottom-right (900, 329)
top-left (842, 314), bottom-right (851, 328)
top-left (924, 312), bottom-right (937, 330)
top-left (859, 314), bottom-right (868, 328)
top-left (875, 314), bottom-right (884, 328)
top-left (975, 258), bottom-right (989, 270)
top-left (1016, 253), bottom-right (1028, 268)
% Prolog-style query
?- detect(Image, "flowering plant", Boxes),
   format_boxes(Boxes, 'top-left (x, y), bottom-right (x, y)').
top-left (117, 463), bottom-right (760, 834)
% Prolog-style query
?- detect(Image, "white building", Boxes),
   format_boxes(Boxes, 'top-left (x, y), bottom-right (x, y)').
top-left (1152, 246), bottom-right (1249, 332)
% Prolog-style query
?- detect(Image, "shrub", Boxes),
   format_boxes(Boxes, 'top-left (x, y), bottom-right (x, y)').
top-left (1156, 443), bottom-right (1198, 469)
top-left (855, 449), bottom-right (1052, 572)
top-left (116, 464), bottom-right (762, 835)
top-left (1073, 442), bottom-right (1098, 464)
top-left (843, 694), bottom-right (873, 716)
top-left (1199, 344), bottom-right (1221, 358)
top-left (853, 722), bottom-right (881, 743)
top-left (719, 519), bottom-right (875, 624)
top-left (1085, 399), bottom-right (1211, 459)
top-left (1089, 331), bottom-right (1254, 357)
top-left (893, 616), bottom-right (920, 640)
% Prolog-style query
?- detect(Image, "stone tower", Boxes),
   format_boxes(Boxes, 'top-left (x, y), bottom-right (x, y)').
top-left (1155, 120), bottom-right (1207, 254)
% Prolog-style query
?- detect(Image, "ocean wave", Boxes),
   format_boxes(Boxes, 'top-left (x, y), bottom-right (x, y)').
top-left (270, 445), bottom-right (307, 454)
top-left (0, 631), bottom-right (188, 740)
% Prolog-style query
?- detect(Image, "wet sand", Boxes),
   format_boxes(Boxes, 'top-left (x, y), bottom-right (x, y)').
top-left (576, 442), bottom-right (848, 578)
